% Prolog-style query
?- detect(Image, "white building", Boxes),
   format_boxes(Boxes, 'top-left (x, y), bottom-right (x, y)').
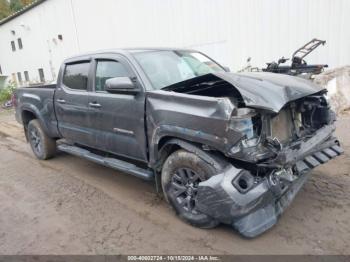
top-left (0, 0), bottom-right (349, 86)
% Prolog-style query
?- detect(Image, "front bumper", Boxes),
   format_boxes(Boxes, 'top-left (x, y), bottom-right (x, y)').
top-left (196, 135), bottom-right (343, 238)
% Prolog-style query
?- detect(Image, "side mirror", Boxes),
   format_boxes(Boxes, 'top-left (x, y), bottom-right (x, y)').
top-left (223, 66), bottom-right (230, 72)
top-left (105, 77), bottom-right (139, 94)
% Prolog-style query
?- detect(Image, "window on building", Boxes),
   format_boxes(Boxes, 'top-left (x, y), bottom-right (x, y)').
top-left (24, 71), bottom-right (29, 82)
top-left (17, 72), bottom-right (22, 84)
top-left (38, 68), bottom-right (45, 83)
top-left (63, 62), bottom-right (90, 90)
top-left (11, 41), bottom-right (16, 51)
top-left (95, 60), bottom-right (129, 92)
top-left (18, 38), bottom-right (23, 49)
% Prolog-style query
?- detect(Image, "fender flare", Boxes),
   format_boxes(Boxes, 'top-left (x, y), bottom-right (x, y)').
top-left (155, 138), bottom-right (228, 172)
top-left (20, 104), bottom-right (51, 137)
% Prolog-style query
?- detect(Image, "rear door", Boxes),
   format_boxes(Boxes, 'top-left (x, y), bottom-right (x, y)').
top-left (87, 54), bottom-right (148, 162)
top-left (55, 59), bottom-right (94, 146)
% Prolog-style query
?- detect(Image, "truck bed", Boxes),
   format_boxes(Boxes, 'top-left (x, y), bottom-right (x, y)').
top-left (14, 85), bottom-right (59, 138)
top-left (19, 84), bottom-right (56, 89)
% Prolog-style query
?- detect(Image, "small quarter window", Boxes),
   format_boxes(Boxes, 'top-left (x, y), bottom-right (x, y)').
top-left (11, 41), bottom-right (16, 51)
top-left (95, 60), bottom-right (129, 91)
top-left (63, 62), bottom-right (90, 90)
top-left (38, 68), bottom-right (45, 83)
top-left (18, 38), bottom-right (23, 49)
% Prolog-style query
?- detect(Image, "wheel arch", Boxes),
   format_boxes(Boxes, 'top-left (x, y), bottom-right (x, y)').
top-left (154, 136), bottom-right (227, 172)
top-left (20, 106), bottom-right (50, 141)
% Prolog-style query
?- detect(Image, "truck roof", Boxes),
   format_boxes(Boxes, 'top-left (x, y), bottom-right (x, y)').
top-left (63, 47), bottom-right (197, 63)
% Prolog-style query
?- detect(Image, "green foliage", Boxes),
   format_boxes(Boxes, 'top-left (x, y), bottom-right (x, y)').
top-left (0, 82), bottom-right (16, 103)
top-left (0, 0), bottom-right (10, 20)
top-left (0, 0), bottom-right (35, 20)
top-left (10, 0), bottom-right (23, 13)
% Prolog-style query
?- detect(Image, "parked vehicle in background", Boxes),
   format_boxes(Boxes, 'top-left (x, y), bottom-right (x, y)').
top-left (13, 48), bottom-right (343, 238)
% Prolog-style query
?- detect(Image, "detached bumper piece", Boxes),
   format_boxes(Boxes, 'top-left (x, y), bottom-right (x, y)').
top-left (196, 143), bottom-right (343, 238)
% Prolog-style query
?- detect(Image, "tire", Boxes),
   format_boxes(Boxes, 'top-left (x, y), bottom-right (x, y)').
top-left (27, 119), bottom-right (56, 160)
top-left (161, 149), bottom-right (220, 228)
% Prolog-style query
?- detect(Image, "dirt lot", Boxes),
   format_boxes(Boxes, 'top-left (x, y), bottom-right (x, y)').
top-left (0, 109), bottom-right (349, 255)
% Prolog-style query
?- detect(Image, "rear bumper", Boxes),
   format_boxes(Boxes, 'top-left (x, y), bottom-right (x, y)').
top-left (196, 136), bottom-right (343, 238)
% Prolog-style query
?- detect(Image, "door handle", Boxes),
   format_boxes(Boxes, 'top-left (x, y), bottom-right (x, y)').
top-left (57, 99), bottom-right (66, 104)
top-left (89, 102), bottom-right (101, 108)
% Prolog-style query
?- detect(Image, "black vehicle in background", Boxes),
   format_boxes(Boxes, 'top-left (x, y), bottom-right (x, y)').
top-left (263, 39), bottom-right (328, 79)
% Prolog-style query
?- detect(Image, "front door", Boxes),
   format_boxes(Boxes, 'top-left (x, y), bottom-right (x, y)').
top-left (88, 54), bottom-right (148, 162)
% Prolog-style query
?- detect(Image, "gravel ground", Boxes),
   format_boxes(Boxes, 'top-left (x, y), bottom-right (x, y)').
top-left (0, 109), bottom-right (349, 255)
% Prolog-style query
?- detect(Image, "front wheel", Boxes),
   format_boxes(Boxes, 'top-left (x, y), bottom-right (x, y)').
top-left (161, 149), bottom-right (220, 228)
top-left (27, 119), bottom-right (56, 160)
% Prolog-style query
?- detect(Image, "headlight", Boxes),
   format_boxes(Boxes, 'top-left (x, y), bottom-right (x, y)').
top-left (229, 108), bottom-right (256, 138)
top-left (229, 108), bottom-right (262, 149)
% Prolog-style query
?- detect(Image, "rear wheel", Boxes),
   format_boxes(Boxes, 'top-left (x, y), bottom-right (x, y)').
top-left (27, 119), bottom-right (56, 160)
top-left (161, 149), bottom-right (220, 228)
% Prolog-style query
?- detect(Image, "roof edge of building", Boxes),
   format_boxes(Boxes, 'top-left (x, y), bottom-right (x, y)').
top-left (0, 0), bottom-right (47, 27)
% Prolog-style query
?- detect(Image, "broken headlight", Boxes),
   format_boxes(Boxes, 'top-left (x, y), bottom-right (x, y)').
top-left (229, 108), bottom-right (262, 149)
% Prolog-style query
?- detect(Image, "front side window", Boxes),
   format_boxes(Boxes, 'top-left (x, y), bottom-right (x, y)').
top-left (63, 62), bottom-right (90, 90)
top-left (95, 60), bottom-right (129, 91)
top-left (133, 50), bottom-right (224, 90)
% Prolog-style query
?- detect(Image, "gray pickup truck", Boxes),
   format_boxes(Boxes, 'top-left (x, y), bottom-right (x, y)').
top-left (14, 48), bottom-right (343, 238)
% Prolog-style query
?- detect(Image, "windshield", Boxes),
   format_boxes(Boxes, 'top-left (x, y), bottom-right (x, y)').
top-left (133, 50), bottom-right (225, 90)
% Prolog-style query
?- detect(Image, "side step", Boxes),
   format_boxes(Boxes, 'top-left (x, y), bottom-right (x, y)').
top-left (57, 144), bottom-right (154, 181)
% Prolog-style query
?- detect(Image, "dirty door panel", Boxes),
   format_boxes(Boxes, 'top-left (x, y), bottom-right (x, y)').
top-left (88, 56), bottom-right (148, 162)
top-left (55, 61), bottom-right (92, 145)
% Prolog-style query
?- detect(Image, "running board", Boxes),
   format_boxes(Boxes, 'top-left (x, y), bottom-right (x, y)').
top-left (57, 144), bottom-right (154, 181)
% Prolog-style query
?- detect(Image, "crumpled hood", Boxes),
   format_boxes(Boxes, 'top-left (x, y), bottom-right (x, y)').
top-left (215, 72), bottom-right (325, 112)
top-left (163, 71), bottom-right (326, 113)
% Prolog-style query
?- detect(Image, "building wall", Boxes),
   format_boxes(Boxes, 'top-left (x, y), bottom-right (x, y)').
top-left (0, 0), bottom-right (349, 85)
top-left (0, 0), bottom-right (78, 85)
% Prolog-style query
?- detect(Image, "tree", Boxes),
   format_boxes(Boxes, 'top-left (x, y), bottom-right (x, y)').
top-left (21, 0), bottom-right (33, 6)
top-left (9, 0), bottom-right (24, 13)
top-left (0, 0), bottom-right (35, 20)
top-left (0, 0), bottom-right (10, 20)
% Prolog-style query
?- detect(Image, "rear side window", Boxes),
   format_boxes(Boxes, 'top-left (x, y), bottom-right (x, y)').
top-left (95, 60), bottom-right (129, 91)
top-left (63, 62), bottom-right (90, 90)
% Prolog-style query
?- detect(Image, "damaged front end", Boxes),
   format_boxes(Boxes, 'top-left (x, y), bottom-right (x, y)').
top-left (161, 72), bottom-right (343, 238)
top-left (196, 88), bottom-right (343, 238)
top-left (196, 130), bottom-right (343, 237)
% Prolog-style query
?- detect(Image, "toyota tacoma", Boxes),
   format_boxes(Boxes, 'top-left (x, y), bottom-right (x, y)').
top-left (14, 48), bottom-right (343, 237)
